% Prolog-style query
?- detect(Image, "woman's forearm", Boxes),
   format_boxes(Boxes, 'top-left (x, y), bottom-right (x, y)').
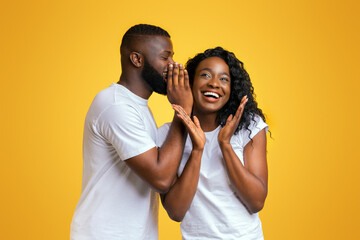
top-left (219, 130), bottom-right (268, 213)
top-left (161, 149), bottom-right (203, 222)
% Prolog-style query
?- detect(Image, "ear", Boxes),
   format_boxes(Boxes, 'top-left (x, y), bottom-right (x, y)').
top-left (129, 52), bottom-right (143, 68)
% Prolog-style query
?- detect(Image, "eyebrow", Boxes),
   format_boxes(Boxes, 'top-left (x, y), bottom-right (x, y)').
top-left (200, 68), bottom-right (230, 77)
top-left (162, 50), bottom-right (174, 56)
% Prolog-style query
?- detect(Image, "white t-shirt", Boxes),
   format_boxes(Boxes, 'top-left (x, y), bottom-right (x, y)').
top-left (71, 83), bottom-right (159, 240)
top-left (157, 115), bottom-right (268, 240)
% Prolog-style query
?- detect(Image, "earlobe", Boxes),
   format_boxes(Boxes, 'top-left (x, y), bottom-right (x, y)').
top-left (129, 52), bottom-right (143, 68)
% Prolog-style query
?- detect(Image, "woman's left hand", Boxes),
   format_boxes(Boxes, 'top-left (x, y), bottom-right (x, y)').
top-left (218, 95), bottom-right (248, 145)
top-left (172, 104), bottom-right (206, 151)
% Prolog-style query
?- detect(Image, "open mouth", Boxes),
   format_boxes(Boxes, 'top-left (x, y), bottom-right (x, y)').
top-left (202, 91), bottom-right (220, 99)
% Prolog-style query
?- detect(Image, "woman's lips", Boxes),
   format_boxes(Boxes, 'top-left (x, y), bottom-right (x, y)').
top-left (201, 91), bottom-right (221, 102)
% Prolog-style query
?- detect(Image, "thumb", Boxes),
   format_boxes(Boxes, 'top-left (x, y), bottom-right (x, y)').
top-left (193, 116), bottom-right (202, 129)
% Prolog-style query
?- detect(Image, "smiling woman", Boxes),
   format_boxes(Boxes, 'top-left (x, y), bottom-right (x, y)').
top-left (156, 47), bottom-right (269, 240)
top-left (191, 57), bottom-right (231, 122)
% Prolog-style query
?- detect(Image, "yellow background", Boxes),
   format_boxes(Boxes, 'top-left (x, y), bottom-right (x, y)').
top-left (1, 0), bottom-right (360, 239)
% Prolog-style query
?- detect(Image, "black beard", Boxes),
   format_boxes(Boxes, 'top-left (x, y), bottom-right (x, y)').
top-left (141, 59), bottom-right (167, 95)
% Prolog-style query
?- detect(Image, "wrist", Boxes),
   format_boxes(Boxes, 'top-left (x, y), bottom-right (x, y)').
top-left (192, 145), bottom-right (204, 152)
top-left (218, 140), bottom-right (231, 148)
top-left (191, 148), bottom-right (204, 156)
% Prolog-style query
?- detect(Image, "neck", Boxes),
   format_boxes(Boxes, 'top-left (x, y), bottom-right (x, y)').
top-left (118, 72), bottom-right (153, 99)
top-left (192, 108), bottom-right (219, 132)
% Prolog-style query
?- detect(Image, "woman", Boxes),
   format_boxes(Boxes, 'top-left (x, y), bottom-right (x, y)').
top-left (157, 47), bottom-right (269, 239)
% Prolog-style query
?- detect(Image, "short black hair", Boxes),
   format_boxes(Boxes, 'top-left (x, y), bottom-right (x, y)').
top-left (186, 47), bottom-right (266, 136)
top-left (121, 24), bottom-right (170, 50)
top-left (123, 24), bottom-right (170, 38)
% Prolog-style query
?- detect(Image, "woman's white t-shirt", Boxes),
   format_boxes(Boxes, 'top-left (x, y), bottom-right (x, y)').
top-left (157, 115), bottom-right (268, 240)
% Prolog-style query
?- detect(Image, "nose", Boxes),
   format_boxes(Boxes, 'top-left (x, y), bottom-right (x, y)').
top-left (168, 57), bottom-right (175, 65)
top-left (208, 77), bottom-right (220, 88)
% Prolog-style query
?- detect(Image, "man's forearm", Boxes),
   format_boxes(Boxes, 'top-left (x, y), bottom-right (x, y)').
top-left (156, 115), bottom-right (188, 191)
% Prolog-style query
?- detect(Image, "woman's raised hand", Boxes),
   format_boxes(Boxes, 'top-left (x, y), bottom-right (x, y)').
top-left (172, 104), bottom-right (205, 151)
top-left (218, 95), bottom-right (248, 145)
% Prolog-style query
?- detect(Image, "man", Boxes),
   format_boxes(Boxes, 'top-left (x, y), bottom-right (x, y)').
top-left (70, 24), bottom-right (192, 240)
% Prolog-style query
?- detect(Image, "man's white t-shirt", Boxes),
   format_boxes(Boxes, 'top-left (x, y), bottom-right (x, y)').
top-left (157, 115), bottom-right (268, 240)
top-left (71, 83), bottom-right (159, 240)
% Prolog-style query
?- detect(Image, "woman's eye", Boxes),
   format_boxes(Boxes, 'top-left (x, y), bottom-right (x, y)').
top-left (220, 77), bottom-right (229, 82)
top-left (200, 73), bottom-right (210, 78)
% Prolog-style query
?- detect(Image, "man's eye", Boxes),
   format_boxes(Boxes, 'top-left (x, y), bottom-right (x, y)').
top-left (161, 56), bottom-right (169, 60)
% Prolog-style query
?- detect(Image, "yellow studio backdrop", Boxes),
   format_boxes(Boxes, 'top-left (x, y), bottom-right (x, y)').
top-left (1, 0), bottom-right (359, 239)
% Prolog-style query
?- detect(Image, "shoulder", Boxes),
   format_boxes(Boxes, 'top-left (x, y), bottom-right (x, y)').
top-left (156, 122), bottom-right (171, 147)
top-left (240, 114), bottom-right (269, 147)
top-left (248, 114), bottom-right (268, 133)
top-left (158, 122), bottom-right (171, 133)
top-left (98, 103), bottom-right (142, 128)
top-left (89, 84), bottom-right (137, 116)
top-left (157, 122), bottom-right (171, 138)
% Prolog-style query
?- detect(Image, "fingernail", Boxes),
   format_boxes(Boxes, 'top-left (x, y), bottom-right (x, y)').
top-left (179, 64), bottom-right (183, 68)
top-left (169, 64), bottom-right (173, 68)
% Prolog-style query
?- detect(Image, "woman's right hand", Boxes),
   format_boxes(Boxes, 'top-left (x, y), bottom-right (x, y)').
top-left (172, 104), bottom-right (205, 150)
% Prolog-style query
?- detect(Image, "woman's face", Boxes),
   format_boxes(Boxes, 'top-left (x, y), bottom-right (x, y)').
top-left (192, 57), bottom-right (231, 115)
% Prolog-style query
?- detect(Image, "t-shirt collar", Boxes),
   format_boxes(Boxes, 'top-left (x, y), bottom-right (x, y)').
top-left (112, 83), bottom-right (148, 106)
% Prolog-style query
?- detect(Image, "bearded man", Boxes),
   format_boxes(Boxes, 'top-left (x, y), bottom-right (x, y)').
top-left (70, 24), bottom-right (192, 240)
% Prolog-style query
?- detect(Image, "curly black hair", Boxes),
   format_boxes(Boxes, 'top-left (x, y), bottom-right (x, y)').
top-left (185, 47), bottom-right (266, 136)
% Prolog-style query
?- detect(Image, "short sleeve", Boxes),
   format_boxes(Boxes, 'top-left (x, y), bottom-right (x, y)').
top-left (156, 123), bottom-right (171, 148)
top-left (97, 104), bottom-right (156, 161)
top-left (241, 115), bottom-right (269, 147)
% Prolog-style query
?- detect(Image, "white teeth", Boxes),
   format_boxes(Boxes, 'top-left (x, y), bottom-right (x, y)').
top-left (203, 92), bottom-right (220, 99)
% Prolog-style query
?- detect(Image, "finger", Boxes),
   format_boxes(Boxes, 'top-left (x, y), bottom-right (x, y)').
top-left (239, 96), bottom-right (248, 116)
top-left (175, 103), bottom-right (189, 118)
top-left (173, 105), bottom-right (191, 122)
top-left (234, 103), bottom-right (242, 119)
top-left (174, 106), bottom-right (190, 122)
top-left (176, 113), bottom-right (196, 133)
top-left (184, 69), bottom-right (190, 88)
top-left (171, 104), bottom-right (185, 112)
top-left (176, 113), bottom-right (193, 130)
top-left (226, 114), bottom-right (233, 124)
top-left (171, 104), bottom-right (179, 110)
top-left (174, 106), bottom-right (199, 135)
top-left (193, 116), bottom-right (201, 129)
top-left (178, 64), bottom-right (184, 87)
top-left (172, 62), bottom-right (179, 86)
top-left (241, 95), bottom-right (248, 107)
top-left (172, 104), bottom-right (183, 115)
top-left (235, 96), bottom-right (248, 119)
top-left (167, 63), bottom-right (173, 89)
top-left (176, 112), bottom-right (188, 124)
top-left (173, 105), bottom-right (196, 132)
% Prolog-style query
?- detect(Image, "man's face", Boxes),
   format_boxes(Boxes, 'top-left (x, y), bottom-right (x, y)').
top-left (142, 58), bottom-right (167, 95)
top-left (142, 36), bottom-right (174, 95)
